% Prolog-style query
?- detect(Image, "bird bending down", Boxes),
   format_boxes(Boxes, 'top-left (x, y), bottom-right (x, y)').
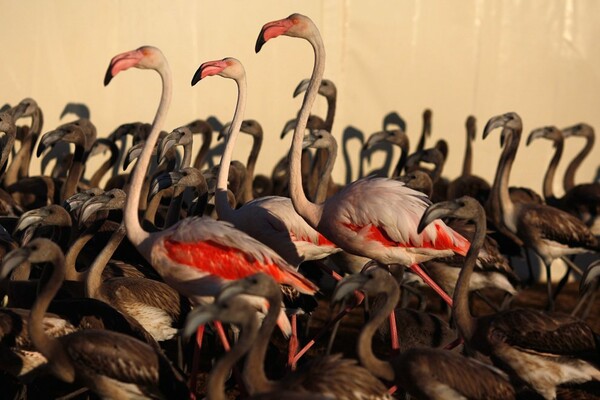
top-left (255, 13), bottom-right (469, 306)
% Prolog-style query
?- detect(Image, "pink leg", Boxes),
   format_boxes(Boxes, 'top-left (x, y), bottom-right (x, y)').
top-left (288, 314), bottom-right (299, 370)
top-left (213, 321), bottom-right (230, 351)
top-left (443, 336), bottom-right (463, 350)
top-left (292, 292), bottom-right (364, 365)
top-left (189, 325), bottom-right (205, 395)
top-left (388, 309), bottom-right (399, 354)
top-left (410, 263), bottom-right (453, 306)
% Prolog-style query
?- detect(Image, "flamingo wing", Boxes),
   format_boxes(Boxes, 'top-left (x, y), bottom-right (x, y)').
top-left (326, 177), bottom-right (469, 254)
top-left (161, 216), bottom-right (317, 294)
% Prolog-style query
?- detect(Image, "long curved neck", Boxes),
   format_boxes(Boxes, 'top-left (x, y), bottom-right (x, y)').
top-left (90, 141), bottom-right (119, 188)
top-left (208, 315), bottom-right (259, 400)
top-left (216, 77), bottom-right (246, 220)
top-left (564, 133), bottom-right (594, 192)
top-left (192, 123), bottom-right (213, 170)
top-left (490, 130), bottom-right (520, 233)
top-left (314, 140), bottom-right (337, 204)
top-left (22, 108), bottom-right (43, 178)
top-left (542, 140), bottom-right (563, 202)
top-left (357, 281), bottom-right (398, 382)
top-left (60, 144), bottom-right (86, 203)
top-left (391, 137), bottom-right (409, 178)
top-left (462, 130), bottom-right (473, 177)
top-left (164, 185), bottom-right (185, 228)
top-left (452, 213), bottom-right (486, 343)
top-left (243, 290), bottom-right (281, 394)
top-left (29, 249), bottom-right (74, 381)
top-left (289, 35), bottom-right (326, 228)
top-left (0, 125), bottom-right (16, 180)
top-left (242, 131), bottom-right (261, 204)
top-left (64, 222), bottom-right (99, 281)
top-left (124, 65), bottom-right (171, 254)
top-left (324, 93), bottom-right (336, 133)
top-left (85, 224), bottom-right (126, 299)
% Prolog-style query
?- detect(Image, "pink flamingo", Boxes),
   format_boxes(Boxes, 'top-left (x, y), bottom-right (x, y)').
top-left (191, 57), bottom-right (340, 268)
top-left (104, 45), bottom-right (317, 390)
top-left (192, 56), bottom-right (342, 368)
top-left (255, 14), bottom-right (469, 306)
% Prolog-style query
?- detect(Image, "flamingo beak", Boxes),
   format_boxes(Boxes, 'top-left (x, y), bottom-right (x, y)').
top-left (280, 118), bottom-right (297, 139)
top-left (417, 201), bottom-right (460, 234)
top-left (0, 247), bottom-right (31, 280)
top-left (580, 260), bottom-right (600, 296)
top-left (104, 48), bottom-right (145, 86)
top-left (561, 123), bottom-right (582, 138)
top-left (482, 114), bottom-right (509, 141)
top-left (293, 79), bottom-right (311, 98)
top-left (183, 305), bottom-right (218, 340)
top-left (255, 17), bottom-right (295, 53)
top-left (362, 131), bottom-right (389, 152)
top-left (331, 274), bottom-right (368, 305)
top-left (191, 60), bottom-right (228, 86)
top-left (526, 127), bottom-right (548, 146)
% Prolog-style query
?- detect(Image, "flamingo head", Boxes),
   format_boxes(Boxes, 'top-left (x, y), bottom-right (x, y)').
top-left (526, 126), bottom-right (562, 147)
top-left (466, 115), bottom-right (477, 141)
top-left (562, 122), bottom-right (593, 139)
top-left (191, 57), bottom-right (244, 86)
top-left (104, 46), bottom-right (166, 86)
top-left (483, 112), bottom-right (522, 148)
top-left (1, 238), bottom-right (63, 279)
top-left (255, 13), bottom-right (316, 53)
top-left (417, 196), bottom-right (484, 234)
top-left (332, 266), bottom-right (391, 304)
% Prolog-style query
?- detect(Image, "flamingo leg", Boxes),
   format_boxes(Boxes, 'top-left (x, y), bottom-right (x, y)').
top-left (389, 308), bottom-right (400, 354)
top-left (288, 314), bottom-right (299, 370)
top-left (189, 325), bottom-right (205, 395)
top-left (292, 293), bottom-right (364, 365)
top-left (410, 263), bottom-right (453, 306)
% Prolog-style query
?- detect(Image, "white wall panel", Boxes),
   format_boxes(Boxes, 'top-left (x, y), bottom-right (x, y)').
top-left (0, 0), bottom-right (598, 194)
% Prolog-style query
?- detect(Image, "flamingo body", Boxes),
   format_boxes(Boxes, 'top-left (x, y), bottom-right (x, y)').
top-left (318, 177), bottom-right (469, 266)
top-left (149, 216), bottom-right (317, 303)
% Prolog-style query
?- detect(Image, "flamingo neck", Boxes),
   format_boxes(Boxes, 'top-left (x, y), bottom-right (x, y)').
top-left (243, 131), bottom-right (262, 203)
top-left (29, 249), bottom-right (75, 382)
top-left (193, 122), bottom-right (213, 170)
top-left (491, 130), bottom-right (519, 233)
top-left (85, 224), bottom-right (126, 299)
top-left (216, 76), bottom-right (246, 221)
top-left (564, 133), bottom-right (594, 192)
top-left (392, 137), bottom-right (409, 178)
top-left (543, 139), bottom-right (563, 202)
top-left (208, 313), bottom-right (259, 400)
top-left (243, 290), bottom-right (280, 394)
top-left (0, 124), bottom-right (16, 181)
top-left (64, 223), bottom-right (98, 281)
top-left (357, 282), bottom-right (398, 382)
top-left (324, 93), bottom-right (336, 133)
top-left (289, 35), bottom-right (325, 228)
top-left (462, 130), bottom-right (473, 176)
top-left (452, 213), bottom-right (486, 343)
top-left (314, 139), bottom-right (337, 204)
top-left (90, 140), bottom-right (119, 187)
top-left (61, 145), bottom-right (86, 203)
top-left (124, 65), bottom-right (171, 253)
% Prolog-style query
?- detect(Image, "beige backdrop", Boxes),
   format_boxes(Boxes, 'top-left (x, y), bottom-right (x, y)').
top-left (1, 0), bottom-right (599, 192)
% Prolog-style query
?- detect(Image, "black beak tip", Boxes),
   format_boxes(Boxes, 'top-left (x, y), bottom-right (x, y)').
top-left (255, 32), bottom-right (266, 53)
top-left (103, 66), bottom-right (113, 87)
top-left (36, 143), bottom-right (46, 158)
top-left (191, 68), bottom-right (203, 86)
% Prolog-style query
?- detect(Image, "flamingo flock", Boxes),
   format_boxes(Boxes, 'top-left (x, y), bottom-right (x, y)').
top-left (0, 12), bottom-right (598, 400)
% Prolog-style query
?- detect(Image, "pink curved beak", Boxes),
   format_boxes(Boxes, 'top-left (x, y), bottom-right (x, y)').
top-left (104, 48), bottom-right (145, 86)
top-left (255, 17), bottom-right (294, 53)
top-left (191, 60), bottom-right (227, 86)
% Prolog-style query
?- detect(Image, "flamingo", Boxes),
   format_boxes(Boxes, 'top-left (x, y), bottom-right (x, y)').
top-left (191, 57), bottom-right (341, 268)
top-left (2, 238), bottom-right (189, 399)
top-left (483, 112), bottom-right (599, 310)
top-left (418, 196), bottom-right (600, 399)
top-left (255, 13), bottom-right (469, 305)
top-left (104, 44), bottom-right (315, 321)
